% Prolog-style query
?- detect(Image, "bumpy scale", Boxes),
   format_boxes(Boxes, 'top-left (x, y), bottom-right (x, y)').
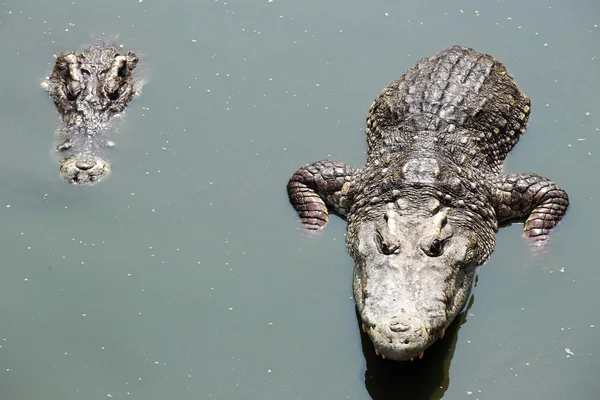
top-left (287, 46), bottom-right (569, 361)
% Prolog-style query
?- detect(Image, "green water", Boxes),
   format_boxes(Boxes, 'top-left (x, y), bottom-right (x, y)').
top-left (0, 0), bottom-right (598, 399)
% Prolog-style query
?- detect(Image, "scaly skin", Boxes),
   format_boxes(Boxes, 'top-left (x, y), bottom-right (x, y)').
top-left (44, 43), bottom-right (140, 185)
top-left (287, 46), bottom-right (569, 361)
top-left (287, 161), bottom-right (358, 229)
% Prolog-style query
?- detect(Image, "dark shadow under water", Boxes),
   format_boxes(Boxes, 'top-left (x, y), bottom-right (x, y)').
top-left (360, 295), bottom-right (475, 400)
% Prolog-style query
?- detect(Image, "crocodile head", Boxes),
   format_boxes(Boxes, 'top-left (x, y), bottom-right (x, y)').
top-left (48, 43), bottom-right (139, 128)
top-left (347, 197), bottom-right (494, 361)
top-left (47, 44), bottom-right (139, 185)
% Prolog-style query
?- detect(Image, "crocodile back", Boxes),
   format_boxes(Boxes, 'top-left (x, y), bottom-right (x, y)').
top-left (365, 46), bottom-right (531, 173)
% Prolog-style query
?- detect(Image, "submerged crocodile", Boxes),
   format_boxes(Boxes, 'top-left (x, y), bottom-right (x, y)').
top-left (44, 43), bottom-right (140, 184)
top-left (287, 46), bottom-right (569, 361)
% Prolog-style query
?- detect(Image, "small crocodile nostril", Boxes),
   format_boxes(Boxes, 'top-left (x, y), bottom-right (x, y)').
top-left (75, 160), bottom-right (95, 170)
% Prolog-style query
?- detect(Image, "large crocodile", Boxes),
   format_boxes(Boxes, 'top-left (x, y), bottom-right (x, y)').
top-left (287, 46), bottom-right (569, 361)
top-left (44, 43), bottom-right (140, 184)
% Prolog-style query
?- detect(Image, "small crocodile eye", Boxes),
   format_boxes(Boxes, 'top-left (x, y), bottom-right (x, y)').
top-left (429, 238), bottom-right (442, 257)
top-left (375, 231), bottom-right (397, 255)
top-left (66, 81), bottom-right (82, 100)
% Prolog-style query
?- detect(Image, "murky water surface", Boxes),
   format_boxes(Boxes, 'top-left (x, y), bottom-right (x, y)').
top-left (0, 0), bottom-right (598, 399)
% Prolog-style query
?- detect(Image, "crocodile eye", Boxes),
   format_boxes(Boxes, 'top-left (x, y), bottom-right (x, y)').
top-left (375, 231), bottom-right (400, 255)
top-left (80, 68), bottom-right (91, 77)
top-left (428, 238), bottom-right (443, 257)
top-left (105, 80), bottom-right (132, 100)
top-left (104, 81), bottom-right (120, 100)
top-left (66, 81), bottom-right (82, 100)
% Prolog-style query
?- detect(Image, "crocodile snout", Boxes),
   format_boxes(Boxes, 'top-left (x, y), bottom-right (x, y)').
top-left (362, 310), bottom-right (445, 361)
top-left (59, 156), bottom-right (110, 185)
top-left (378, 313), bottom-right (428, 348)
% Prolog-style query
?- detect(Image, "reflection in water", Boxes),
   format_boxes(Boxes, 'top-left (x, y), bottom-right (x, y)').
top-left (360, 295), bottom-right (474, 400)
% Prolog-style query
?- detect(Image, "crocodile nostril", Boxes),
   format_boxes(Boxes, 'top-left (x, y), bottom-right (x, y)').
top-left (75, 160), bottom-right (95, 170)
top-left (389, 318), bottom-right (411, 333)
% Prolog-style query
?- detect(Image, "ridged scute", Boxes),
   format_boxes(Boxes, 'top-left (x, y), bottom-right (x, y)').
top-left (366, 45), bottom-right (531, 173)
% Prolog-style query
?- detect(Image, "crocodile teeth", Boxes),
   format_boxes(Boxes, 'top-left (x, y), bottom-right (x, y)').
top-left (418, 351), bottom-right (424, 359)
top-left (410, 357), bottom-right (414, 361)
top-left (362, 323), bottom-right (367, 333)
top-left (426, 328), bottom-right (431, 336)
top-left (381, 354), bottom-right (386, 359)
top-left (375, 349), bottom-right (381, 356)
top-left (440, 328), bottom-right (446, 339)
